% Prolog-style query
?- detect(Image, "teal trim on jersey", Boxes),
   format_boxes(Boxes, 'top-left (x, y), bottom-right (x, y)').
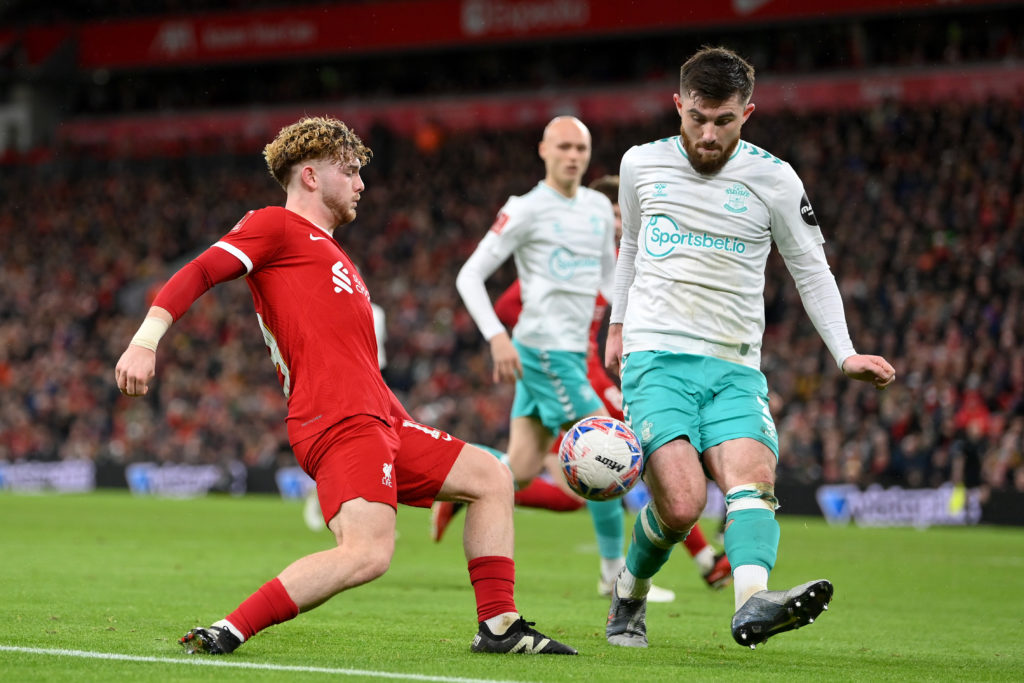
top-left (510, 339), bottom-right (602, 434)
top-left (739, 140), bottom-right (784, 165)
top-left (674, 136), bottom-right (743, 161)
top-left (620, 351), bottom-right (779, 457)
top-left (536, 180), bottom-right (578, 205)
top-left (723, 507), bottom-right (779, 572)
top-left (674, 136), bottom-right (686, 159)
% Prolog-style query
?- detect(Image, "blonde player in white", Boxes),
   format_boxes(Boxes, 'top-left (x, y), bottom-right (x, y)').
top-left (457, 116), bottom-right (674, 602)
top-left (604, 47), bottom-right (896, 649)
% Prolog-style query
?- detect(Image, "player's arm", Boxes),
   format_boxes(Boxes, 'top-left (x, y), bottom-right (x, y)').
top-left (782, 245), bottom-right (894, 389)
top-left (115, 246), bottom-right (246, 397)
top-left (597, 198), bottom-right (618, 304)
top-left (771, 168), bottom-right (894, 390)
top-left (456, 213), bottom-right (522, 384)
top-left (606, 151), bottom-right (640, 378)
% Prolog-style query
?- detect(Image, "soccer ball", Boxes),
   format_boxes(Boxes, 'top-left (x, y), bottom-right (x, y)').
top-left (558, 416), bottom-right (644, 501)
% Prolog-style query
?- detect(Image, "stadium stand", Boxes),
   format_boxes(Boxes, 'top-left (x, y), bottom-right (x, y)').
top-left (1, 1), bottom-right (1023, 504)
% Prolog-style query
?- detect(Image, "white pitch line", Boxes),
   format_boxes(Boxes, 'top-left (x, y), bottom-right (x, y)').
top-left (0, 645), bottom-right (537, 683)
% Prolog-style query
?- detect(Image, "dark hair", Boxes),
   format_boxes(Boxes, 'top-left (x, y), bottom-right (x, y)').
top-left (588, 174), bottom-right (619, 203)
top-left (679, 46), bottom-right (755, 104)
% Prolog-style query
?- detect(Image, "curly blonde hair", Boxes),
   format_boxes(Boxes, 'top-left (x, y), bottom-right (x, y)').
top-left (263, 116), bottom-right (373, 190)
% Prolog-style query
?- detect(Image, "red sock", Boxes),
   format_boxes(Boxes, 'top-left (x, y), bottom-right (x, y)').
top-left (683, 522), bottom-right (709, 557)
top-left (514, 478), bottom-right (584, 511)
top-left (467, 556), bottom-right (516, 623)
top-left (224, 578), bottom-right (300, 640)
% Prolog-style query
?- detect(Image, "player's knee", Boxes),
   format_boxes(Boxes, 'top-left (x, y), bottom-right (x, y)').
top-left (325, 539), bottom-right (393, 590)
top-left (638, 501), bottom-right (692, 547)
top-left (459, 447), bottom-right (514, 502)
top-left (506, 454), bottom-right (543, 487)
top-left (649, 486), bottom-right (704, 531)
top-left (486, 456), bottom-right (515, 496)
top-left (356, 543), bottom-right (394, 583)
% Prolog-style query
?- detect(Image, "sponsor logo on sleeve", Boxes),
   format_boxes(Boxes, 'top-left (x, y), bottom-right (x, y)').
top-left (489, 212), bottom-right (511, 234)
top-left (799, 194), bottom-right (818, 226)
top-left (230, 210), bottom-right (255, 233)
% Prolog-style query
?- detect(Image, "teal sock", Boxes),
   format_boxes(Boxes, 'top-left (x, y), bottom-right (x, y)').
top-left (723, 508), bottom-right (779, 572)
top-left (624, 504), bottom-right (678, 579)
top-left (586, 499), bottom-right (624, 559)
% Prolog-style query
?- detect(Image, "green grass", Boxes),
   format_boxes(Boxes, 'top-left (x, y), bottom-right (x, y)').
top-left (1, 491), bottom-right (1022, 681)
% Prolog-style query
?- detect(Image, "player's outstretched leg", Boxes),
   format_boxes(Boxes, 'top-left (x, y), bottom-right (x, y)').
top-left (179, 625), bottom-right (242, 655)
top-left (731, 579), bottom-right (833, 649)
top-left (472, 616), bottom-right (577, 654)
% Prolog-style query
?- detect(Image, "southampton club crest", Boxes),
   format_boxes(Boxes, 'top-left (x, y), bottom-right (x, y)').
top-left (723, 183), bottom-right (751, 214)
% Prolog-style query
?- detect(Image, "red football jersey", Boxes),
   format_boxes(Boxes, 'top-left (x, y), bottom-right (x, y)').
top-left (216, 206), bottom-right (391, 445)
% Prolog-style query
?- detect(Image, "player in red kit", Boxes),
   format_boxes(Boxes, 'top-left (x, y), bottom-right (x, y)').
top-left (115, 116), bottom-right (576, 656)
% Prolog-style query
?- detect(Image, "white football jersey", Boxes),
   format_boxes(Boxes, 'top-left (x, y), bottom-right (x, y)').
top-left (614, 136), bottom-right (824, 369)
top-left (472, 181), bottom-right (616, 352)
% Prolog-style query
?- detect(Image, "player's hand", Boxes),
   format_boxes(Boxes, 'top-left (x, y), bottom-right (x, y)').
top-left (604, 324), bottom-right (624, 378)
top-left (842, 354), bottom-right (896, 390)
top-left (489, 332), bottom-right (523, 384)
top-left (115, 345), bottom-right (157, 397)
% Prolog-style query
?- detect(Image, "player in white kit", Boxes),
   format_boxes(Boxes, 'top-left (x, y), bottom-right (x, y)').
top-left (604, 47), bottom-right (896, 649)
top-left (457, 116), bottom-right (674, 602)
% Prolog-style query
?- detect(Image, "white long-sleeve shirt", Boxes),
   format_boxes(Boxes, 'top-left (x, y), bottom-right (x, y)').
top-left (458, 181), bottom-right (616, 353)
top-left (612, 136), bottom-right (855, 370)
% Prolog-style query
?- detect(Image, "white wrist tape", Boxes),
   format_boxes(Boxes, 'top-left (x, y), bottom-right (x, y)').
top-left (129, 316), bottom-right (170, 352)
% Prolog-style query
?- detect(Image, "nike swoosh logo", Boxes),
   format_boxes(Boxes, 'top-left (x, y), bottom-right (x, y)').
top-left (309, 233), bottom-right (329, 241)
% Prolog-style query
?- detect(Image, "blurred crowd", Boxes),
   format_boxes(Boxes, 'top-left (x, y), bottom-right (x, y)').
top-left (5, 4), bottom-right (1021, 121)
top-left (2, 95), bottom-right (1023, 497)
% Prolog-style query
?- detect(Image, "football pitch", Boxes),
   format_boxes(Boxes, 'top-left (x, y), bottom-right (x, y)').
top-left (1, 491), bottom-right (1021, 681)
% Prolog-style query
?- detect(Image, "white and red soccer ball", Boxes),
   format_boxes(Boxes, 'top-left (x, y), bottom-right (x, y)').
top-left (558, 416), bottom-right (644, 501)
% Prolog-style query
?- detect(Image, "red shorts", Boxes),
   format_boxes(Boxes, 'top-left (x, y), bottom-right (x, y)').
top-left (292, 414), bottom-right (464, 524)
